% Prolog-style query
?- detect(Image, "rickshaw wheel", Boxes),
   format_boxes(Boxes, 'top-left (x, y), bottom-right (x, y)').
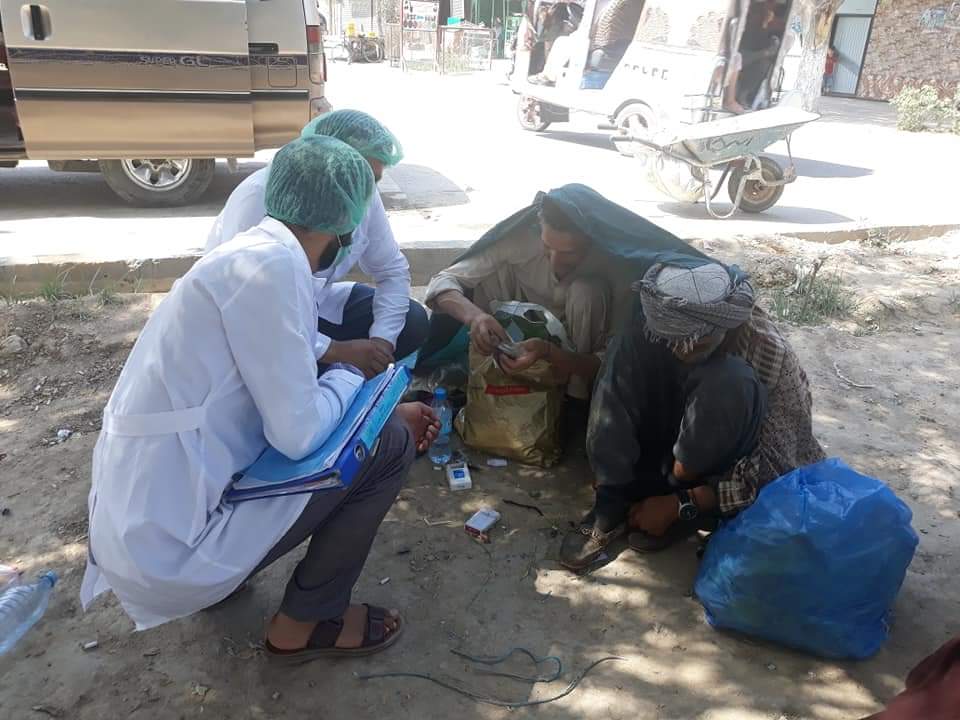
top-left (517, 96), bottom-right (551, 132)
top-left (728, 156), bottom-right (784, 213)
top-left (614, 103), bottom-right (654, 157)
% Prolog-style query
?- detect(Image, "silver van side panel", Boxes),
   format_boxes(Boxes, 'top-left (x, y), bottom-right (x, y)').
top-left (247, 0), bottom-right (326, 149)
top-left (1, 0), bottom-right (255, 159)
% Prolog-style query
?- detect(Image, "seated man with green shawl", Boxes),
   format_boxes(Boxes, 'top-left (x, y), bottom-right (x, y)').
top-left (419, 184), bottom-right (706, 400)
top-left (560, 260), bottom-right (826, 571)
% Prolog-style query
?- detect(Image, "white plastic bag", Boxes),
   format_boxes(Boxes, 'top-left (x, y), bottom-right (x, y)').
top-left (489, 300), bottom-right (573, 351)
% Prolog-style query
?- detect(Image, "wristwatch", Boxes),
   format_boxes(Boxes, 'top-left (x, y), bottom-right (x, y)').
top-left (676, 489), bottom-right (699, 522)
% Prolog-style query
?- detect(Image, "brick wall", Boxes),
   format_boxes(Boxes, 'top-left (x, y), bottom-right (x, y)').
top-left (857, 0), bottom-right (960, 99)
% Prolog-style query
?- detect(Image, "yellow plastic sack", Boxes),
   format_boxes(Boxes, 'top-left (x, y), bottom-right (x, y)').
top-left (455, 345), bottom-right (564, 467)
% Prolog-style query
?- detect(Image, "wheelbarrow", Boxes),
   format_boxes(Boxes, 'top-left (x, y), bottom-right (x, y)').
top-left (614, 106), bottom-right (819, 219)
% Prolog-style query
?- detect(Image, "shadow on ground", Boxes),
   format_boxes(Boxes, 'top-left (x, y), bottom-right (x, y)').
top-left (384, 164), bottom-right (471, 210)
top-left (2, 238), bottom-right (959, 719)
top-left (657, 201), bottom-right (853, 225)
top-left (536, 130), bottom-right (620, 153)
top-left (766, 153), bottom-right (874, 179)
top-left (0, 161), bottom-right (267, 221)
top-left (1, 161), bottom-right (472, 220)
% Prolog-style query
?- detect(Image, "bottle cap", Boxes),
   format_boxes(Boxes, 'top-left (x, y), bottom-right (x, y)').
top-left (40, 571), bottom-right (58, 587)
top-left (433, 387), bottom-right (447, 401)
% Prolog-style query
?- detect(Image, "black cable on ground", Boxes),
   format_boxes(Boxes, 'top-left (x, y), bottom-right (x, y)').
top-left (357, 647), bottom-right (623, 709)
top-left (450, 646), bottom-right (562, 684)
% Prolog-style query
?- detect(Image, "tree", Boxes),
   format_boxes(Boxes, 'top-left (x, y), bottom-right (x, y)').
top-left (791, 0), bottom-right (843, 111)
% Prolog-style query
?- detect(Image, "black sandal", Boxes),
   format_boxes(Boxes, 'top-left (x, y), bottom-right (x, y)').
top-left (265, 604), bottom-right (403, 665)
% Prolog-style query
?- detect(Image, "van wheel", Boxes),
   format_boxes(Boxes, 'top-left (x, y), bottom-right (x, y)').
top-left (614, 103), bottom-right (655, 157)
top-left (99, 158), bottom-right (215, 207)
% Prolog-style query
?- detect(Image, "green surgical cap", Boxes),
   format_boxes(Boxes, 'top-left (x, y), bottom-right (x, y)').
top-left (301, 109), bottom-right (404, 166)
top-left (265, 135), bottom-right (375, 235)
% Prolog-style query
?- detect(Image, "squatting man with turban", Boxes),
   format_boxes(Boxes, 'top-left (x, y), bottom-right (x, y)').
top-left (561, 260), bottom-right (826, 571)
top-left (82, 136), bottom-right (440, 662)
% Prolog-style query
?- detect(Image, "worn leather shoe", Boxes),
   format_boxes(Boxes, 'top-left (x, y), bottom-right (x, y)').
top-left (560, 521), bottom-right (625, 572)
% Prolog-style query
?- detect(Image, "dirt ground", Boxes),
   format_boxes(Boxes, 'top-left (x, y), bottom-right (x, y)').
top-left (0, 233), bottom-right (958, 720)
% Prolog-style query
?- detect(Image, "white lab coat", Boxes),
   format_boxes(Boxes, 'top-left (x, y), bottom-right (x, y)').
top-left (207, 167), bottom-right (412, 358)
top-left (81, 217), bottom-right (363, 630)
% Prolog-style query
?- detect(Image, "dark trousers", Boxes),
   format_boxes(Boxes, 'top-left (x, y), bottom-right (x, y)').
top-left (587, 315), bottom-right (766, 530)
top-left (317, 283), bottom-right (429, 361)
top-left (248, 415), bottom-right (414, 622)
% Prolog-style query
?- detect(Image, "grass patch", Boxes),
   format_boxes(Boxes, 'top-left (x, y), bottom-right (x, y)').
top-left (39, 269), bottom-right (74, 303)
top-left (768, 260), bottom-right (855, 325)
top-left (95, 287), bottom-right (121, 307)
top-left (86, 267), bottom-right (122, 308)
top-left (1, 275), bottom-right (21, 305)
top-left (862, 227), bottom-right (891, 250)
top-left (40, 279), bottom-right (70, 303)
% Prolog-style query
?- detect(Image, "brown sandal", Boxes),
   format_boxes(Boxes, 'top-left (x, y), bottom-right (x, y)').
top-left (628, 516), bottom-right (717, 553)
top-left (265, 604), bottom-right (403, 665)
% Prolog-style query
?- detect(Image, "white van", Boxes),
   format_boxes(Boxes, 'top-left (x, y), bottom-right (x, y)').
top-left (0, 0), bottom-right (328, 206)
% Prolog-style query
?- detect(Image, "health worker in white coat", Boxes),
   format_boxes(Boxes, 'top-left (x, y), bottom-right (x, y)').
top-left (207, 109), bottom-right (428, 379)
top-left (82, 136), bottom-right (439, 664)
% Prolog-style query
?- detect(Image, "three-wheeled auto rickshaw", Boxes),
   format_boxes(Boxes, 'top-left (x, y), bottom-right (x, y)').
top-left (510, 0), bottom-right (816, 215)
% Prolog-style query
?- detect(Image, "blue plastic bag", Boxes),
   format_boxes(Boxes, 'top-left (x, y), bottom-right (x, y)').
top-left (694, 458), bottom-right (918, 659)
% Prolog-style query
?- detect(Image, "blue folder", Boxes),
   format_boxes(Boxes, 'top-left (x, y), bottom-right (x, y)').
top-left (225, 364), bottom-right (412, 503)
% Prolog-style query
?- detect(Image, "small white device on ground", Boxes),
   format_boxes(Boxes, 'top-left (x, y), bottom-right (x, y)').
top-left (446, 461), bottom-right (473, 492)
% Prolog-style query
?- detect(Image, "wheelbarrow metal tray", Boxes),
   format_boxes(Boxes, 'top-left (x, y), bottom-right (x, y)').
top-left (647, 107), bottom-right (819, 166)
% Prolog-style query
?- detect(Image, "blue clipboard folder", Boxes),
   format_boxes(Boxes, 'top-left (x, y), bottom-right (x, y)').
top-left (226, 364), bottom-right (412, 503)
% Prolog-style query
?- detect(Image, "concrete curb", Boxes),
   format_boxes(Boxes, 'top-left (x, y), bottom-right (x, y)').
top-left (785, 223), bottom-right (960, 245)
top-left (0, 240), bottom-right (474, 297)
top-left (1, 225), bottom-right (956, 298)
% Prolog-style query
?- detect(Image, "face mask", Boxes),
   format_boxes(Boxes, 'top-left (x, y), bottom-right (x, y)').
top-left (329, 245), bottom-right (350, 269)
top-left (315, 234), bottom-right (352, 271)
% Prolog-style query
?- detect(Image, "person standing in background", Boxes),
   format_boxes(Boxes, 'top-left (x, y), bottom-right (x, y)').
top-left (823, 45), bottom-right (838, 94)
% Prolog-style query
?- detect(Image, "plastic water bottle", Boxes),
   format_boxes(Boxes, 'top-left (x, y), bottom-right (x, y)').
top-left (0, 571), bottom-right (58, 656)
top-left (428, 387), bottom-right (454, 466)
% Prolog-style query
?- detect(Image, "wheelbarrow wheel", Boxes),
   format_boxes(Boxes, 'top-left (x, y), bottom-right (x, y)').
top-left (517, 96), bottom-right (551, 132)
top-left (728, 156), bottom-right (784, 213)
